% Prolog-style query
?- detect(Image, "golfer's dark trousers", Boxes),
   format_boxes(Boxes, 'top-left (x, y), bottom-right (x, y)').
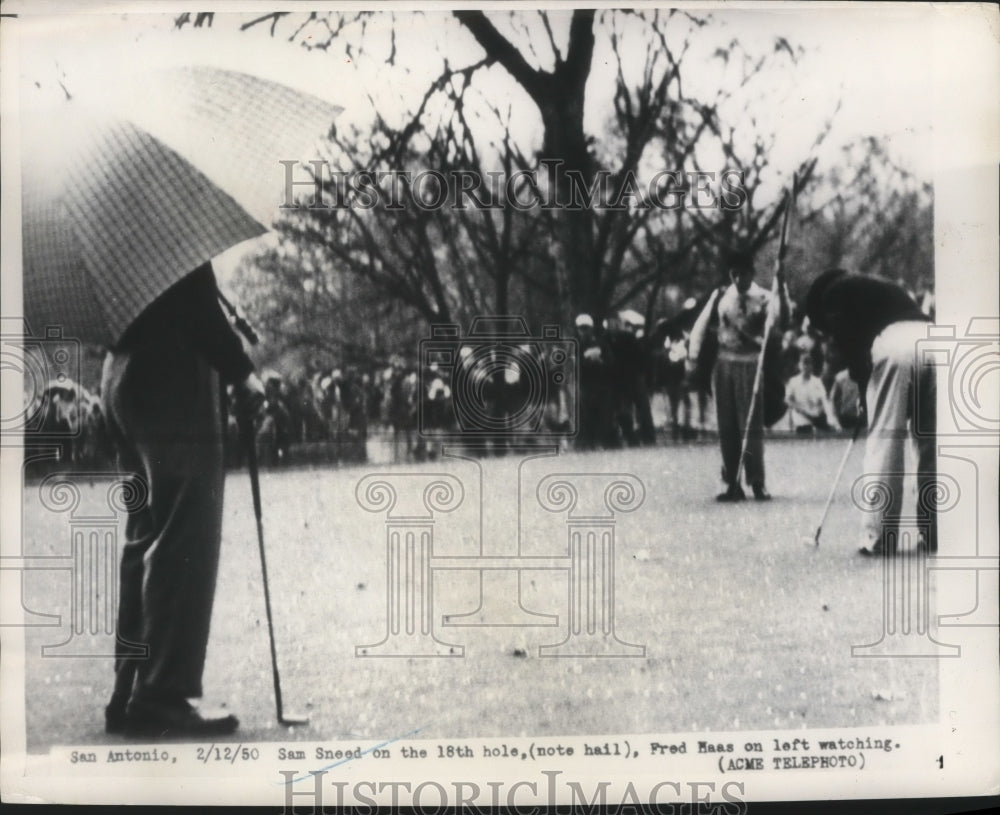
top-left (713, 352), bottom-right (765, 488)
top-left (101, 339), bottom-right (225, 706)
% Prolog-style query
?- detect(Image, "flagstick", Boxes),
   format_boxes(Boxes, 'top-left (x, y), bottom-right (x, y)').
top-left (733, 178), bottom-right (796, 489)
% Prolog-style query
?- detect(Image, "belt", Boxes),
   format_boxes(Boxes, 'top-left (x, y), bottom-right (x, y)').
top-left (718, 349), bottom-right (759, 363)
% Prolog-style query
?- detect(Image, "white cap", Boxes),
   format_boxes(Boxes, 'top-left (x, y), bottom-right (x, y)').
top-left (575, 314), bottom-right (594, 328)
top-left (618, 309), bottom-right (645, 328)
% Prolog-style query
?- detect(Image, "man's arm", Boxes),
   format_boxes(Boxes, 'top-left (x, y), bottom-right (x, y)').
top-left (178, 264), bottom-right (256, 384)
top-left (685, 290), bottom-right (720, 372)
top-left (767, 278), bottom-right (792, 332)
top-left (784, 378), bottom-right (799, 409)
top-left (123, 263), bottom-right (265, 413)
top-left (823, 389), bottom-right (841, 431)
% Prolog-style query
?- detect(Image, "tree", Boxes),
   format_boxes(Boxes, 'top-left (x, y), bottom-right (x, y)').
top-left (180, 9), bottom-right (831, 335)
top-left (790, 135), bottom-right (933, 306)
top-left (232, 98), bottom-right (560, 366)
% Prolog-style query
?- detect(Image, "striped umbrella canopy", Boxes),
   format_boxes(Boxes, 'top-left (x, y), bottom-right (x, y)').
top-left (21, 66), bottom-right (341, 347)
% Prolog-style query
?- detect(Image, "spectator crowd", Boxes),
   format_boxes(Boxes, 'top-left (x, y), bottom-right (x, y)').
top-left (23, 283), bottom-right (932, 472)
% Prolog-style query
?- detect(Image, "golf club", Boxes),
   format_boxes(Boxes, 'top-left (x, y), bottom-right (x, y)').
top-left (806, 421), bottom-right (864, 548)
top-left (241, 416), bottom-right (310, 727)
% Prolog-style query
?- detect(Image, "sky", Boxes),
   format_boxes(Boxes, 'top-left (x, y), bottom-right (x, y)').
top-left (4, 3), bottom-right (995, 283)
top-left (10, 5), bottom-right (939, 175)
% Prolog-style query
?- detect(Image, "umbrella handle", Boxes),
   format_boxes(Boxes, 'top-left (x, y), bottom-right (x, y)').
top-left (238, 413), bottom-right (263, 522)
top-left (218, 292), bottom-right (260, 347)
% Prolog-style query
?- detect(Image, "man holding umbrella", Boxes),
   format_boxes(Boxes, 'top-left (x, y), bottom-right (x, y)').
top-left (102, 263), bottom-right (264, 737)
top-left (20, 65), bottom-right (341, 737)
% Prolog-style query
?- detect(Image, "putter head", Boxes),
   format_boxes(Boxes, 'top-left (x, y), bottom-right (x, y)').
top-left (279, 712), bottom-right (310, 727)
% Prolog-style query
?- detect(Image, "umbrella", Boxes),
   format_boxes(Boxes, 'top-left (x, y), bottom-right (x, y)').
top-left (20, 66), bottom-right (341, 347)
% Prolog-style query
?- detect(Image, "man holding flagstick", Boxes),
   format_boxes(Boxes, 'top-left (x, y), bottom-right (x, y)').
top-left (687, 180), bottom-right (797, 502)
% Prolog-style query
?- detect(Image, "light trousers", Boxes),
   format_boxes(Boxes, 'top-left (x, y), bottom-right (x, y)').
top-left (861, 321), bottom-right (937, 551)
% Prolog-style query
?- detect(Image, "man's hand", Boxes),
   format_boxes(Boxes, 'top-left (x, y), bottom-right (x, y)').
top-left (233, 372), bottom-right (265, 420)
top-left (682, 360), bottom-right (702, 392)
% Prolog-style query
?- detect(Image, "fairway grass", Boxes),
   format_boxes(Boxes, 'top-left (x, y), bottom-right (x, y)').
top-left (20, 437), bottom-right (941, 749)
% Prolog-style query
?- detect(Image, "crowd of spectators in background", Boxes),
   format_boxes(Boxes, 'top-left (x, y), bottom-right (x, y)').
top-left (24, 282), bottom-right (933, 472)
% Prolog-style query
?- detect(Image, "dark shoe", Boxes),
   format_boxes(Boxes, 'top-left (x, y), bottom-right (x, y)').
top-left (124, 696), bottom-right (239, 739)
top-left (857, 546), bottom-right (896, 558)
top-left (105, 700), bottom-right (129, 735)
top-left (752, 485), bottom-right (772, 501)
top-left (716, 485), bottom-right (746, 502)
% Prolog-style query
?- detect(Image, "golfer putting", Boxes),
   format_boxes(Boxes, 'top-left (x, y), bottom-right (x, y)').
top-left (804, 270), bottom-right (938, 557)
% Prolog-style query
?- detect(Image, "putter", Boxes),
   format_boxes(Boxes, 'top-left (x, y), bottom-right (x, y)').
top-left (807, 422), bottom-right (863, 547)
top-left (241, 417), bottom-right (310, 727)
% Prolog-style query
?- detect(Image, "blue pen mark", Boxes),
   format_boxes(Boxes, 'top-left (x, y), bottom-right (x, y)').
top-left (279, 724), bottom-right (429, 785)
